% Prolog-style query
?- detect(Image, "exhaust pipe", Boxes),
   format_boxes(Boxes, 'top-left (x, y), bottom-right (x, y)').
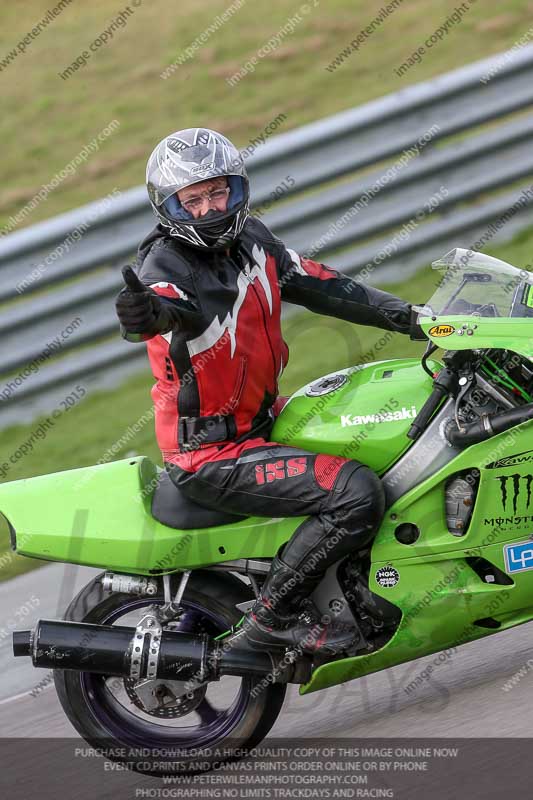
top-left (13, 619), bottom-right (289, 683)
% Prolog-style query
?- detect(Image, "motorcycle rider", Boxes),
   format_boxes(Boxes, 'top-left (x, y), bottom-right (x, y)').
top-left (115, 128), bottom-right (424, 654)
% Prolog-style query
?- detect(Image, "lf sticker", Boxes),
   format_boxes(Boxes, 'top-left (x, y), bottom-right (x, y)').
top-left (504, 540), bottom-right (533, 574)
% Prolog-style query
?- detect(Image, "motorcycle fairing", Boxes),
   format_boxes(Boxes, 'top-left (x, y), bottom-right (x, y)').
top-left (0, 457), bottom-right (302, 573)
top-left (302, 418), bottom-right (533, 694)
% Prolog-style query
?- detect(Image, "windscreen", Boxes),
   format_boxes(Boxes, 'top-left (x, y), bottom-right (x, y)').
top-left (417, 248), bottom-right (533, 319)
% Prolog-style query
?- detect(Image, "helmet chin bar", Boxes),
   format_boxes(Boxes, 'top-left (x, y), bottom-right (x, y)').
top-left (163, 204), bottom-right (249, 251)
top-left (197, 208), bottom-right (234, 239)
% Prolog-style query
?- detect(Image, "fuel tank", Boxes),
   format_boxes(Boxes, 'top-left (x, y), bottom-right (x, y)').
top-left (272, 358), bottom-right (438, 473)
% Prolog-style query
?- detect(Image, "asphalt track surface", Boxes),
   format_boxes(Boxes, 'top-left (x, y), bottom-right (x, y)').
top-left (1, 563), bottom-right (533, 798)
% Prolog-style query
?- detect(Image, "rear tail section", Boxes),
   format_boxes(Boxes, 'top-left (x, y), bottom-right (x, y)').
top-left (0, 457), bottom-right (298, 573)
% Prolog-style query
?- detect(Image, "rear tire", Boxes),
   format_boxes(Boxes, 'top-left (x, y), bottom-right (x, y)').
top-left (54, 571), bottom-right (286, 775)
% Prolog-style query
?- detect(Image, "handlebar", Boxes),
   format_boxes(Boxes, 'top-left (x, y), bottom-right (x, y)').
top-left (407, 368), bottom-right (456, 440)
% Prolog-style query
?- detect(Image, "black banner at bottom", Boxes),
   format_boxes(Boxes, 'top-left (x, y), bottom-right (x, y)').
top-left (0, 738), bottom-right (529, 800)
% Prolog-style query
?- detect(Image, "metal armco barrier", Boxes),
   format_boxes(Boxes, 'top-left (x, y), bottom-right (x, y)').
top-left (2, 45), bottom-right (533, 426)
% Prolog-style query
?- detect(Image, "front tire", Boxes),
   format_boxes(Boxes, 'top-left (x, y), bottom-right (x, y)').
top-left (53, 571), bottom-right (285, 775)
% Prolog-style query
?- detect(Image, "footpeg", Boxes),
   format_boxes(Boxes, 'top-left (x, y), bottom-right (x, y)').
top-left (235, 600), bottom-right (255, 613)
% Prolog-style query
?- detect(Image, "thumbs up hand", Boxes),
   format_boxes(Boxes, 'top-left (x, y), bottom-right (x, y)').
top-left (115, 266), bottom-right (162, 334)
top-left (122, 265), bottom-right (149, 294)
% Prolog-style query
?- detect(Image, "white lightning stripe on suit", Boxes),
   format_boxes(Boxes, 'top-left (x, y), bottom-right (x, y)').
top-left (150, 281), bottom-right (189, 300)
top-left (286, 248), bottom-right (308, 275)
top-left (187, 244), bottom-right (272, 359)
top-left (151, 282), bottom-right (188, 345)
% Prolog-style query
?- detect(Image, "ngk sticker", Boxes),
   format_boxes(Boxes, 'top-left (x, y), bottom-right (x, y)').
top-left (340, 406), bottom-right (417, 427)
top-left (376, 566), bottom-right (400, 588)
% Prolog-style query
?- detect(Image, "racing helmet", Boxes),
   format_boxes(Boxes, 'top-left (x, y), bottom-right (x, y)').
top-left (146, 128), bottom-right (249, 250)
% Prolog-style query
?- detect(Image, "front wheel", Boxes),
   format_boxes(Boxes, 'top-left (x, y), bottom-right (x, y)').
top-left (53, 571), bottom-right (286, 775)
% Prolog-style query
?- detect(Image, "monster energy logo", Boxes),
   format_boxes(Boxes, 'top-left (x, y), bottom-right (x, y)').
top-left (496, 474), bottom-right (533, 513)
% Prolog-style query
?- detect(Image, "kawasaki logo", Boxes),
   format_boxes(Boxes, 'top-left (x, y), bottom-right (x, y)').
top-left (496, 474), bottom-right (533, 514)
top-left (486, 450), bottom-right (533, 469)
top-left (341, 406), bottom-right (417, 427)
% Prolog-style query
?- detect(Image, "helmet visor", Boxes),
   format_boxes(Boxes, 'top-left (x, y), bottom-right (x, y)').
top-left (162, 175), bottom-right (246, 222)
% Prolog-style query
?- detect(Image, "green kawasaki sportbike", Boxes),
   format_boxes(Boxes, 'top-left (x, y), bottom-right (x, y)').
top-left (7, 248), bottom-right (533, 773)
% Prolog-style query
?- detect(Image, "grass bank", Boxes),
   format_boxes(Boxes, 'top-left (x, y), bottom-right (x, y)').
top-left (1, 0), bottom-right (531, 231)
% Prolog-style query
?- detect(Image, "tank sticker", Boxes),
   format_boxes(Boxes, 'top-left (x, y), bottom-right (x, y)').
top-left (429, 324), bottom-right (455, 337)
top-left (504, 540), bottom-right (533, 574)
top-left (375, 565), bottom-right (400, 588)
top-left (341, 406), bottom-right (417, 427)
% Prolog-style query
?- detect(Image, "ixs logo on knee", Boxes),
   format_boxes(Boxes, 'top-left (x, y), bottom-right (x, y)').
top-left (255, 457), bottom-right (308, 484)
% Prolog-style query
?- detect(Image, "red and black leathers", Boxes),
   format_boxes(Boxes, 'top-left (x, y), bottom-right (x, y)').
top-left (119, 213), bottom-right (417, 652)
top-left (128, 215), bottom-right (416, 472)
top-left (166, 450), bottom-right (386, 653)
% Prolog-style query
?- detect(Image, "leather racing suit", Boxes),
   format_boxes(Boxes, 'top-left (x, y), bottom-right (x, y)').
top-left (121, 214), bottom-right (417, 653)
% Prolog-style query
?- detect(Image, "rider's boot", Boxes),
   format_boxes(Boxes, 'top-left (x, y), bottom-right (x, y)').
top-left (242, 554), bottom-right (357, 656)
top-left (241, 463), bottom-right (385, 655)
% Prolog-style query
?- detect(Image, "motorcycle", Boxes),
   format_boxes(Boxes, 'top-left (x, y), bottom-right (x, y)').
top-left (6, 247), bottom-right (533, 774)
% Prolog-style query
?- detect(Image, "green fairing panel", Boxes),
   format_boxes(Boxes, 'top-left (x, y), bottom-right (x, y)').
top-left (272, 359), bottom-right (439, 473)
top-left (422, 316), bottom-right (533, 358)
top-left (301, 417), bottom-right (533, 694)
top-left (0, 457), bottom-right (302, 573)
top-left (302, 549), bottom-right (517, 694)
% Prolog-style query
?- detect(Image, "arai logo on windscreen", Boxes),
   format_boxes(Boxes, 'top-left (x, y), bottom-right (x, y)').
top-left (429, 324), bottom-right (455, 337)
top-left (341, 406), bottom-right (417, 427)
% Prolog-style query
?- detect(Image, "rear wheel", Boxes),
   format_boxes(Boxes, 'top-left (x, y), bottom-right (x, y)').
top-left (53, 571), bottom-right (286, 775)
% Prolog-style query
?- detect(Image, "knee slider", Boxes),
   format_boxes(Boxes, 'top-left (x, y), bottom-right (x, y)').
top-left (333, 463), bottom-right (385, 531)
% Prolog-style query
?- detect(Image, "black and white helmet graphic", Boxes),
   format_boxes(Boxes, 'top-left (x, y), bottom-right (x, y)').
top-left (146, 128), bottom-right (249, 250)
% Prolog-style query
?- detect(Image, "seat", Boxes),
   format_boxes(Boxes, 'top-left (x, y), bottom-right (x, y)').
top-left (151, 470), bottom-right (246, 529)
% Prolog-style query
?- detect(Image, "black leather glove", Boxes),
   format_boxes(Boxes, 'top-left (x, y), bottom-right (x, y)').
top-left (115, 266), bottom-right (178, 335)
top-left (409, 305), bottom-right (428, 341)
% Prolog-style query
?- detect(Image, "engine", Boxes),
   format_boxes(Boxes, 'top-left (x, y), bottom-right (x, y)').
top-left (453, 349), bottom-right (533, 428)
